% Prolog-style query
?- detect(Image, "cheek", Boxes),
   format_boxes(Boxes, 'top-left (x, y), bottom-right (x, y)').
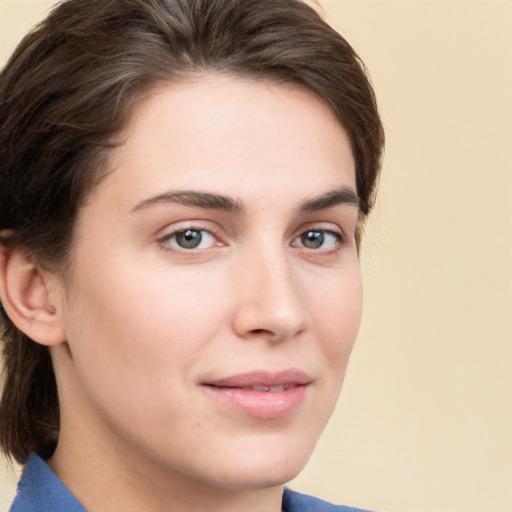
top-left (306, 268), bottom-right (362, 408)
top-left (62, 258), bottom-right (226, 383)
top-left (309, 269), bottom-right (363, 374)
top-left (58, 267), bottom-right (225, 443)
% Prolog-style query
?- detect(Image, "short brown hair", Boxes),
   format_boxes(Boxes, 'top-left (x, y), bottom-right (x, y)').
top-left (0, 0), bottom-right (384, 463)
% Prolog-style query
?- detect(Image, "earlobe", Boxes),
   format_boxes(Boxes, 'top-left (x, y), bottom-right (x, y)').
top-left (0, 242), bottom-right (66, 346)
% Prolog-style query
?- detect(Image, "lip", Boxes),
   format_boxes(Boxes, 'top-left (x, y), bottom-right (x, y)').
top-left (201, 369), bottom-right (312, 420)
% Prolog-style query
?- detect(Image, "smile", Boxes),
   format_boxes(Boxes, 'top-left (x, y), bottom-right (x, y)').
top-left (201, 370), bottom-right (312, 420)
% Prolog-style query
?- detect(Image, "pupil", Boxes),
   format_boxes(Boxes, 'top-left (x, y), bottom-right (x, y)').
top-left (302, 231), bottom-right (324, 249)
top-left (177, 229), bottom-right (202, 249)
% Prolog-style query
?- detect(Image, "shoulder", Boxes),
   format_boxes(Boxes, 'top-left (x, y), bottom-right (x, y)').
top-left (282, 488), bottom-right (375, 512)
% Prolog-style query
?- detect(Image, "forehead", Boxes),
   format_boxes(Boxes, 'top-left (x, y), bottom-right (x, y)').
top-left (87, 74), bottom-right (356, 214)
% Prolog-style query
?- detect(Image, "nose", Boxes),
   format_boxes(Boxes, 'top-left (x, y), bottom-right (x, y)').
top-left (231, 246), bottom-right (310, 342)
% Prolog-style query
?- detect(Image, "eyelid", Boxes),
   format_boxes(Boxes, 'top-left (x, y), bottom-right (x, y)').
top-left (293, 221), bottom-right (346, 241)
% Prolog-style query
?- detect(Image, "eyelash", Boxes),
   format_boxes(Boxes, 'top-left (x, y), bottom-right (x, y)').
top-left (157, 225), bottom-right (347, 255)
top-left (291, 228), bottom-right (346, 253)
top-left (157, 225), bottom-right (223, 253)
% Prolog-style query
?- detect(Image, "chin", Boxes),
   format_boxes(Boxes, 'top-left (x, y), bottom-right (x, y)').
top-left (200, 434), bottom-right (317, 491)
top-left (213, 464), bottom-right (307, 492)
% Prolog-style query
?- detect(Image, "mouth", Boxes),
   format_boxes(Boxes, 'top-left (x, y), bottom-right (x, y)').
top-left (201, 370), bottom-right (312, 420)
top-left (222, 383), bottom-right (296, 392)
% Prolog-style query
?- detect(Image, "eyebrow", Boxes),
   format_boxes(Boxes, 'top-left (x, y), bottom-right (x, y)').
top-left (130, 190), bottom-right (244, 214)
top-left (130, 186), bottom-right (360, 215)
top-left (298, 187), bottom-right (360, 213)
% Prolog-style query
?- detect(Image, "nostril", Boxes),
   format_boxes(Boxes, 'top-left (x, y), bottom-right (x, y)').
top-left (249, 328), bottom-right (272, 336)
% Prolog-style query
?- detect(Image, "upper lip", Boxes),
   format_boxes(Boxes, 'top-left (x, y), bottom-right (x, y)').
top-left (202, 369), bottom-right (312, 389)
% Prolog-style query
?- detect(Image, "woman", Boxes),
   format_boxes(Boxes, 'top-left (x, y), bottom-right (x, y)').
top-left (0, 0), bottom-right (384, 510)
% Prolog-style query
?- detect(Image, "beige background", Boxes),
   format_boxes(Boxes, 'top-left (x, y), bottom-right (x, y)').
top-left (1, 1), bottom-right (511, 511)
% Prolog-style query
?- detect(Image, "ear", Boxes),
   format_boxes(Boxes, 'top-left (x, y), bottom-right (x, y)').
top-left (0, 242), bottom-right (66, 346)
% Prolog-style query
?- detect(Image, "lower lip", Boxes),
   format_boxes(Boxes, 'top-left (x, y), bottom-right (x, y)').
top-left (202, 385), bottom-right (308, 420)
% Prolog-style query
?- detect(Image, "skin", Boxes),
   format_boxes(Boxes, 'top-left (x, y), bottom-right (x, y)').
top-left (41, 74), bottom-right (363, 512)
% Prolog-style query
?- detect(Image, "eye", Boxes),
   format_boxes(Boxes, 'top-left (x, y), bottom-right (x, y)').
top-left (292, 229), bottom-right (343, 250)
top-left (161, 228), bottom-right (217, 251)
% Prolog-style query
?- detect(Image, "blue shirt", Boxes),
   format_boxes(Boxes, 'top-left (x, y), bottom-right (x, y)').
top-left (10, 454), bottom-right (373, 512)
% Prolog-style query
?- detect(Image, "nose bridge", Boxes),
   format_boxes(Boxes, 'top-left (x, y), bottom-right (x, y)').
top-left (232, 238), bottom-right (308, 340)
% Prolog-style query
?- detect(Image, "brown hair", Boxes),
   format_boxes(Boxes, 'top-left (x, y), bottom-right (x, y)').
top-left (0, 0), bottom-right (384, 463)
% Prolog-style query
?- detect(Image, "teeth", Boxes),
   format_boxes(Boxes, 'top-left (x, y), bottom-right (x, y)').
top-left (215, 384), bottom-right (295, 392)
top-left (248, 384), bottom-right (290, 392)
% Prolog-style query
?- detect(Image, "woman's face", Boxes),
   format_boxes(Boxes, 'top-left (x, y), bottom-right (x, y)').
top-left (51, 74), bottom-right (362, 492)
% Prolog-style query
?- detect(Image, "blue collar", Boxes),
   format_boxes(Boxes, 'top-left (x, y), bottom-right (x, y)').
top-left (10, 454), bottom-right (86, 511)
